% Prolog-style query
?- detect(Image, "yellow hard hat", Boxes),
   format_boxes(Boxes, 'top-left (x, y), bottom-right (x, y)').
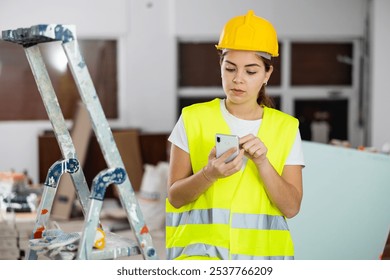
top-left (216, 10), bottom-right (279, 58)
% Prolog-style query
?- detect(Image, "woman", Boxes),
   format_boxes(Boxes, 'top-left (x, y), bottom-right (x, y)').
top-left (166, 10), bottom-right (304, 260)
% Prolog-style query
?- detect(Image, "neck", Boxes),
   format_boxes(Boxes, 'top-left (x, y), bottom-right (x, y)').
top-left (225, 99), bottom-right (263, 120)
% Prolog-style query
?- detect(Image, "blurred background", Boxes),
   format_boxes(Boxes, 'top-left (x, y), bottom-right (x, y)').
top-left (0, 0), bottom-right (389, 260)
top-left (0, 0), bottom-right (389, 182)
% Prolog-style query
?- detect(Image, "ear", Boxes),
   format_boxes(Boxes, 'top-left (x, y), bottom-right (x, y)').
top-left (266, 65), bottom-right (274, 80)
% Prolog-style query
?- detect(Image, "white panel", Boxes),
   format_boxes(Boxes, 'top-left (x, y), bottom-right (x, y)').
top-left (174, 0), bottom-right (275, 39)
top-left (126, 0), bottom-right (177, 132)
top-left (370, 0), bottom-right (390, 149)
top-left (174, 0), bottom-right (366, 39)
top-left (289, 141), bottom-right (390, 259)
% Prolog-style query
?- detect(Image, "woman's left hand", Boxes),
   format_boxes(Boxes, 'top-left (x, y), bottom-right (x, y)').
top-left (240, 134), bottom-right (268, 166)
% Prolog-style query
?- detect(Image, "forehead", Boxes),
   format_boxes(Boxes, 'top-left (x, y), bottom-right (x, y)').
top-left (222, 50), bottom-right (263, 65)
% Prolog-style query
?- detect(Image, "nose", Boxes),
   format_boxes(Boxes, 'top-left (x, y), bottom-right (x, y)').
top-left (233, 70), bottom-right (244, 83)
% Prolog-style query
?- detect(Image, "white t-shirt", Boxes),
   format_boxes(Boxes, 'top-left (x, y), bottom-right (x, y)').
top-left (169, 99), bottom-right (305, 166)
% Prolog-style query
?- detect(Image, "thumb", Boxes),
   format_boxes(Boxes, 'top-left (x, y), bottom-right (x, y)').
top-left (209, 146), bottom-right (216, 160)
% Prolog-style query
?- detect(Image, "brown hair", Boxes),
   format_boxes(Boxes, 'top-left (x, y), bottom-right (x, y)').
top-left (218, 50), bottom-right (275, 108)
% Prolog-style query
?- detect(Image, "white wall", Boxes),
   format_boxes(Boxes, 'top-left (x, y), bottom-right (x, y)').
top-left (1, 0), bottom-right (388, 183)
top-left (370, 0), bottom-right (390, 149)
top-left (0, 0), bottom-right (128, 37)
top-left (126, 0), bottom-right (176, 132)
top-left (174, 0), bottom-right (365, 39)
top-left (0, 0), bottom-right (130, 183)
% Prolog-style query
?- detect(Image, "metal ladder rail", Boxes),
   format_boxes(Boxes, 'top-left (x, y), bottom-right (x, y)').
top-left (2, 24), bottom-right (157, 260)
top-left (24, 45), bottom-right (91, 215)
top-left (77, 167), bottom-right (147, 259)
top-left (62, 29), bottom-right (157, 260)
top-left (1, 26), bottom-right (91, 216)
top-left (26, 158), bottom-right (79, 260)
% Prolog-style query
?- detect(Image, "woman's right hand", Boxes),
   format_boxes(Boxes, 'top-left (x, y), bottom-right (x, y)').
top-left (203, 146), bottom-right (245, 181)
top-left (168, 144), bottom-right (244, 208)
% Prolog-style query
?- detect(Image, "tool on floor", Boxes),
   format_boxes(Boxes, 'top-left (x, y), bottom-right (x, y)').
top-left (2, 24), bottom-right (157, 260)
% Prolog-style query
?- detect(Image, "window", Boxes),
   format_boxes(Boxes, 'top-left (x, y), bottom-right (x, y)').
top-left (176, 40), bottom-right (360, 145)
top-left (291, 42), bottom-right (353, 86)
top-left (178, 42), bottom-right (282, 113)
top-left (0, 39), bottom-right (117, 120)
top-left (295, 99), bottom-right (348, 143)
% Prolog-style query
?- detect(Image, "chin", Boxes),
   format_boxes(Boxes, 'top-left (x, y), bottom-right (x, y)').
top-left (227, 95), bottom-right (247, 103)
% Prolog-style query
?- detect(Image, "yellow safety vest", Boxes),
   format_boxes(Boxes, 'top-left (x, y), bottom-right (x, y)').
top-left (166, 98), bottom-right (299, 260)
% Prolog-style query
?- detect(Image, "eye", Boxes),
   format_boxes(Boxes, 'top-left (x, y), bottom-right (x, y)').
top-left (247, 71), bottom-right (257, 75)
top-left (225, 67), bottom-right (235, 72)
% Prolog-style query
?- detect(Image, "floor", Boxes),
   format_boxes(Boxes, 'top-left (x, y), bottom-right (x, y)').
top-left (1, 200), bottom-right (167, 260)
top-left (56, 218), bottom-right (167, 260)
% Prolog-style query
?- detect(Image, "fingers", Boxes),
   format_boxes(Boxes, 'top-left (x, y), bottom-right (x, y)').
top-left (250, 145), bottom-right (266, 158)
top-left (218, 148), bottom-right (244, 174)
top-left (207, 146), bottom-right (244, 179)
top-left (246, 143), bottom-right (263, 157)
top-left (218, 147), bottom-right (238, 162)
top-left (209, 145), bottom-right (240, 164)
top-left (239, 134), bottom-right (253, 144)
top-left (240, 134), bottom-right (261, 154)
top-left (206, 134), bottom-right (267, 180)
top-left (240, 134), bottom-right (267, 162)
top-left (208, 146), bottom-right (217, 160)
top-left (227, 148), bottom-right (245, 169)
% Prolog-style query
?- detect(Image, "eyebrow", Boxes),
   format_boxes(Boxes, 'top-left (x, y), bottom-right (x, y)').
top-left (225, 60), bottom-right (261, 68)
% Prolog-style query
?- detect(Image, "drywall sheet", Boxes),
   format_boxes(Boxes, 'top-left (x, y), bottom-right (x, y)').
top-left (288, 141), bottom-right (390, 259)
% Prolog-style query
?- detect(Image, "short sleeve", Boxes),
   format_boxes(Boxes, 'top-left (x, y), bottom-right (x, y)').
top-left (168, 115), bottom-right (189, 153)
top-left (285, 130), bottom-right (305, 166)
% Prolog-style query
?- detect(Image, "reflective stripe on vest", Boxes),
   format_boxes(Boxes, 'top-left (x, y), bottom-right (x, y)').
top-left (166, 98), bottom-right (299, 260)
top-left (232, 213), bottom-right (289, 230)
top-left (167, 243), bottom-right (229, 260)
top-left (167, 245), bottom-right (294, 260)
top-left (166, 208), bottom-right (230, 227)
top-left (231, 255), bottom-right (294, 260)
top-left (167, 209), bottom-right (288, 231)
top-left (167, 209), bottom-right (291, 260)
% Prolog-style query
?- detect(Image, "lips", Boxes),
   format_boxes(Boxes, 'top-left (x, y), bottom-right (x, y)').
top-left (231, 88), bottom-right (245, 94)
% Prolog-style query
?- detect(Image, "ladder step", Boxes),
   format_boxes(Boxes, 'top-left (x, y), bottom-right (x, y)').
top-left (30, 231), bottom-right (141, 260)
top-left (2, 24), bottom-right (75, 47)
top-left (88, 232), bottom-right (141, 260)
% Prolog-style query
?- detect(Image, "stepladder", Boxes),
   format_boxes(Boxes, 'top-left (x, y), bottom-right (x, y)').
top-left (1, 24), bottom-right (158, 260)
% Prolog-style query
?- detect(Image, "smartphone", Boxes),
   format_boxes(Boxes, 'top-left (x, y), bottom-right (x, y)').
top-left (216, 133), bottom-right (239, 163)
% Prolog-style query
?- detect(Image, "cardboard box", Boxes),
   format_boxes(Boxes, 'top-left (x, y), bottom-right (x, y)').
top-left (51, 103), bottom-right (92, 220)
